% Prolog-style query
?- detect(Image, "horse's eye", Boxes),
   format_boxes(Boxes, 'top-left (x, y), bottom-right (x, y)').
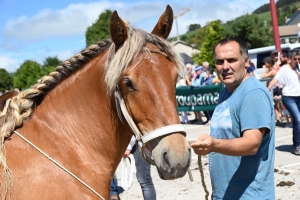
top-left (123, 78), bottom-right (134, 90)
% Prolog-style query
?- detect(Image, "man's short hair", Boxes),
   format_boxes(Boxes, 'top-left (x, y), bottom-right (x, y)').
top-left (271, 49), bottom-right (279, 55)
top-left (281, 52), bottom-right (288, 57)
top-left (288, 50), bottom-right (298, 60)
top-left (202, 61), bottom-right (209, 67)
top-left (213, 37), bottom-right (248, 61)
top-left (186, 63), bottom-right (192, 69)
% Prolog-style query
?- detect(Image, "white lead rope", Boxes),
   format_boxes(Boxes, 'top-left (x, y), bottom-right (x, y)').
top-left (121, 154), bottom-right (136, 190)
top-left (13, 130), bottom-right (105, 200)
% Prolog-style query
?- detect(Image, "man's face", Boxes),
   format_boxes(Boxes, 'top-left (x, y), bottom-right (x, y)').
top-left (295, 55), bottom-right (300, 64)
top-left (292, 55), bottom-right (300, 67)
top-left (214, 41), bottom-right (249, 92)
top-left (280, 54), bottom-right (287, 65)
top-left (202, 63), bottom-right (209, 70)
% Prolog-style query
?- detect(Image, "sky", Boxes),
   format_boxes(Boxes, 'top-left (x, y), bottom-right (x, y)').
top-left (0, 0), bottom-right (270, 73)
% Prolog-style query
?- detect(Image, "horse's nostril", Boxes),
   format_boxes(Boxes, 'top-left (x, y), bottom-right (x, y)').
top-left (163, 152), bottom-right (171, 171)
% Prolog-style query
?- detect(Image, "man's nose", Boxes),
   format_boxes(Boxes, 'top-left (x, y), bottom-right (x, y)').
top-left (222, 60), bottom-right (230, 69)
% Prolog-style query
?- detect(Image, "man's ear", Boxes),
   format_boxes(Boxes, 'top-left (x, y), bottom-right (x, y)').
top-left (245, 57), bottom-right (250, 69)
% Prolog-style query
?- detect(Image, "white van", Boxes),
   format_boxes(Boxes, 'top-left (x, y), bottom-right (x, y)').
top-left (248, 43), bottom-right (300, 79)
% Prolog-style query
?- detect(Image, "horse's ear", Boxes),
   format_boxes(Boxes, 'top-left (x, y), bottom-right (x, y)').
top-left (151, 5), bottom-right (173, 39)
top-left (109, 11), bottom-right (128, 51)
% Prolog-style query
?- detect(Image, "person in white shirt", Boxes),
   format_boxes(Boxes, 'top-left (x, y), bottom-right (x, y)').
top-left (268, 50), bottom-right (300, 155)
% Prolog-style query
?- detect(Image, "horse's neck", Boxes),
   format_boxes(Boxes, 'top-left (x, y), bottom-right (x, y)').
top-left (18, 55), bottom-right (131, 177)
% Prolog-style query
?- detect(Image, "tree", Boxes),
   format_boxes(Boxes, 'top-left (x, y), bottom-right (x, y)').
top-left (85, 9), bottom-right (112, 47)
top-left (193, 20), bottom-right (225, 66)
top-left (224, 14), bottom-right (273, 49)
top-left (13, 60), bottom-right (41, 90)
top-left (0, 68), bottom-right (13, 92)
top-left (186, 25), bottom-right (209, 49)
top-left (40, 56), bottom-right (62, 76)
top-left (187, 24), bottom-right (201, 32)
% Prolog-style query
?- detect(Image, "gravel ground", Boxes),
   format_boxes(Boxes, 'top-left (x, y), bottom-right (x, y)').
top-left (115, 114), bottom-right (300, 200)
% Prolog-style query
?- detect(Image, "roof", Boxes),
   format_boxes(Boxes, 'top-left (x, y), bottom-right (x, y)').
top-left (278, 25), bottom-right (300, 37)
top-left (284, 9), bottom-right (300, 25)
top-left (171, 40), bottom-right (200, 58)
top-left (179, 53), bottom-right (194, 65)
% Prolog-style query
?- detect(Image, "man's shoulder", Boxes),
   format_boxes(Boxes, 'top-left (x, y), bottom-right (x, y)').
top-left (245, 77), bottom-right (267, 90)
top-left (236, 77), bottom-right (271, 100)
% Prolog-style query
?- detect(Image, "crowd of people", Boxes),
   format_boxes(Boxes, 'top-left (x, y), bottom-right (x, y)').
top-left (251, 48), bottom-right (300, 155)
top-left (177, 61), bottom-right (219, 125)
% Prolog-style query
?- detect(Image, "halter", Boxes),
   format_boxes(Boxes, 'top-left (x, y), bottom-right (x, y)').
top-left (114, 85), bottom-right (187, 165)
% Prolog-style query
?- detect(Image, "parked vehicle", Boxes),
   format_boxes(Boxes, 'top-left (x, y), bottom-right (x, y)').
top-left (248, 43), bottom-right (300, 79)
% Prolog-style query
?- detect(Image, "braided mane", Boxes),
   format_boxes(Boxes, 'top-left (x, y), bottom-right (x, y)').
top-left (0, 39), bottom-right (112, 139)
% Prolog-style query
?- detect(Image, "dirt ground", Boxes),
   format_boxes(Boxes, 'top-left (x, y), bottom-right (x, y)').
top-left (115, 114), bottom-right (300, 200)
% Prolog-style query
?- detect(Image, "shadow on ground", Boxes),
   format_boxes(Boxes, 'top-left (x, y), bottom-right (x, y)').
top-left (276, 144), bottom-right (293, 153)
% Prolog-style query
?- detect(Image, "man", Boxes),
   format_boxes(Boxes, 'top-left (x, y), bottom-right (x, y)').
top-left (184, 63), bottom-right (194, 86)
top-left (280, 52), bottom-right (288, 66)
top-left (271, 49), bottom-right (281, 66)
top-left (191, 66), bottom-right (206, 124)
top-left (192, 66), bottom-right (204, 87)
top-left (202, 67), bottom-right (216, 85)
top-left (199, 61), bottom-right (209, 80)
top-left (190, 37), bottom-right (275, 199)
top-left (294, 50), bottom-right (300, 70)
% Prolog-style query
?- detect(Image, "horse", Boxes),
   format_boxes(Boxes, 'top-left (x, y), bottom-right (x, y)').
top-left (0, 5), bottom-right (191, 199)
top-left (0, 91), bottom-right (19, 115)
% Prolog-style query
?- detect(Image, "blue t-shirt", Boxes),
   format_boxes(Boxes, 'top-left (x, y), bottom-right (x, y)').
top-left (209, 77), bottom-right (275, 200)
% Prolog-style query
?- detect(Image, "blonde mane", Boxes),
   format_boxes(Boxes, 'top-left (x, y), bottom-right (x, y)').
top-left (104, 27), bottom-right (184, 93)
top-left (0, 26), bottom-right (183, 198)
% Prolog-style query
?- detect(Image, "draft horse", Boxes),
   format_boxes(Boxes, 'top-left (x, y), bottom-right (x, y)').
top-left (0, 5), bottom-right (191, 199)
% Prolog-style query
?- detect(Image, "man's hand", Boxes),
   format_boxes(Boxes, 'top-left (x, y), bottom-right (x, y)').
top-left (123, 149), bottom-right (131, 158)
top-left (190, 134), bottom-right (213, 155)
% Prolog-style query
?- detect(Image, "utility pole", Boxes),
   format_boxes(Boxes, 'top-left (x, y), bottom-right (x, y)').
top-left (174, 8), bottom-right (190, 41)
top-left (270, 0), bottom-right (281, 52)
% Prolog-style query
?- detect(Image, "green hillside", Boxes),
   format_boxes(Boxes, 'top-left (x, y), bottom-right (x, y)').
top-left (170, 1), bottom-right (300, 43)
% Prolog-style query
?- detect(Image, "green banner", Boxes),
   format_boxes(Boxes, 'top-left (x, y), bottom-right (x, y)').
top-left (176, 84), bottom-right (224, 111)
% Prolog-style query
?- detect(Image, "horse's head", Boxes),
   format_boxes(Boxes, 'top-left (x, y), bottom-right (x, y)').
top-left (107, 5), bottom-right (191, 180)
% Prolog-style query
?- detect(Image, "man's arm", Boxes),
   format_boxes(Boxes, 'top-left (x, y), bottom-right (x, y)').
top-left (190, 128), bottom-right (266, 156)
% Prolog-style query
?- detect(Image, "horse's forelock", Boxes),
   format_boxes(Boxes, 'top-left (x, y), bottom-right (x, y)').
top-left (104, 28), bottom-right (184, 93)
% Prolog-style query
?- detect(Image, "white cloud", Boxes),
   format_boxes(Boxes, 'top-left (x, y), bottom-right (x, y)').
top-left (2, 0), bottom-right (269, 41)
top-left (0, 56), bottom-right (20, 72)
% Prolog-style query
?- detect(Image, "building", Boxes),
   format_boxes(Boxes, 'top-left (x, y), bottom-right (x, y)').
top-left (279, 9), bottom-right (300, 44)
top-left (171, 40), bottom-right (200, 65)
top-left (279, 24), bottom-right (300, 44)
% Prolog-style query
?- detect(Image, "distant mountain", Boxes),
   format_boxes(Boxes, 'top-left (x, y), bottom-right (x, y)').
top-left (253, 0), bottom-right (299, 14)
